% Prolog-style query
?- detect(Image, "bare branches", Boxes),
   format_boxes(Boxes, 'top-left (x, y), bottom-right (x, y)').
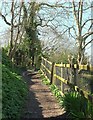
top-left (68, 0), bottom-right (93, 64)
top-left (39, 2), bottom-right (72, 9)
top-left (0, 12), bottom-right (22, 27)
top-left (82, 39), bottom-right (93, 50)
top-left (1, 0), bottom-right (93, 64)
top-left (72, 0), bottom-right (80, 34)
top-left (82, 19), bottom-right (93, 29)
top-left (0, 12), bottom-right (11, 25)
top-left (83, 31), bottom-right (93, 40)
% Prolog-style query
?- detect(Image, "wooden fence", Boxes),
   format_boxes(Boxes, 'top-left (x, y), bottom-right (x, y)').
top-left (40, 57), bottom-right (93, 103)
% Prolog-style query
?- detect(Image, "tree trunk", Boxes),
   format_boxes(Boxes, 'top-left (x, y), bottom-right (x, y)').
top-left (9, 0), bottom-right (14, 59)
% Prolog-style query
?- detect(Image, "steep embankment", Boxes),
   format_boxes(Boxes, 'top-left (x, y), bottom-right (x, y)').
top-left (2, 49), bottom-right (28, 119)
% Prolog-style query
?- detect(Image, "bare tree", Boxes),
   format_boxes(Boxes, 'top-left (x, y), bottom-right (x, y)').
top-left (62, 1), bottom-right (93, 65)
top-left (0, 0), bottom-right (24, 59)
top-left (1, 0), bottom-right (92, 65)
top-left (22, 1), bottom-right (69, 66)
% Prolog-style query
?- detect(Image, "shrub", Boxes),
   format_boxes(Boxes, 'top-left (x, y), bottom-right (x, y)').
top-left (61, 91), bottom-right (93, 119)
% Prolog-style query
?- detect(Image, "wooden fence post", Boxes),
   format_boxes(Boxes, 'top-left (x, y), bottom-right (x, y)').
top-left (50, 62), bottom-right (55, 84)
top-left (41, 57), bottom-right (43, 71)
top-left (73, 67), bottom-right (78, 86)
top-left (87, 65), bottom-right (93, 94)
top-left (44, 58), bottom-right (46, 76)
top-left (61, 62), bottom-right (64, 93)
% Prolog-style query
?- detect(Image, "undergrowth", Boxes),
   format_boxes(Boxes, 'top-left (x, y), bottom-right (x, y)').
top-left (2, 49), bottom-right (28, 119)
top-left (39, 70), bottom-right (93, 119)
top-left (39, 71), bottom-right (50, 85)
top-left (61, 91), bottom-right (93, 119)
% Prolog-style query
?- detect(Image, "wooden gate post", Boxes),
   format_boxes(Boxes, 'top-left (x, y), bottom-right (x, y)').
top-left (50, 62), bottom-right (55, 84)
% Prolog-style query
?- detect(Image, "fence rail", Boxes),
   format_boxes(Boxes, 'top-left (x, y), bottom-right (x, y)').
top-left (40, 57), bottom-right (93, 103)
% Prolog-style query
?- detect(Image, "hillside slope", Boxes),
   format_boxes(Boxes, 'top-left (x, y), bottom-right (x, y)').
top-left (2, 49), bottom-right (28, 119)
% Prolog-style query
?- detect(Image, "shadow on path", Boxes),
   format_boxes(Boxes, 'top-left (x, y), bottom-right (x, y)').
top-left (20, 70), bottom-right (67, 119)
top-left (21, 70), bottom-right (43, 119)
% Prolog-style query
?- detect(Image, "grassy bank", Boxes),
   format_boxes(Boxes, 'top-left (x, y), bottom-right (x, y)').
top-left (2, 49), bottom-right (28, 119)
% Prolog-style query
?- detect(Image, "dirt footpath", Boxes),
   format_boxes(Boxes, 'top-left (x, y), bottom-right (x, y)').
top-left (21, 70), bottom-right (66, 119)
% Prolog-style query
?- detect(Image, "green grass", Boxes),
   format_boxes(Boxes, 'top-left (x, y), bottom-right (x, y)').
top-left (2, 49), bottom-right (28, 119)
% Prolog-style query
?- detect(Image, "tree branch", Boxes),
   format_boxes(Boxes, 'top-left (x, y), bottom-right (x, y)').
top-left (82, 39), bottom-right (93, 50)
top-left (79, 1), bottom-right (83, 27)
top-left (72, 0), bottom-right (80, 35)
top-left (78, 2), bottom-right (80, 23)
top-left (82, 19), bottom-right (93, 29)
top-left (83, 31), bottom-right (93, 40)
top-left (39, 2), bottom-right (73, 8)
top-left (0, 12), bottom-right (11, 26)
top-left (88, 23), bottom-right (93, 31)
top-left (0, 12), bottom-right (22, 27)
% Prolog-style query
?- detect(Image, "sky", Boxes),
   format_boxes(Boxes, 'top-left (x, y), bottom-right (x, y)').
top-left (0, 0), bottom-right (93, 2)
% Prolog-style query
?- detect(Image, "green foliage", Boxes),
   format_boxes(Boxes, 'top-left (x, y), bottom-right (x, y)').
top-left (38, 70), bottom-right (42, 74)
top-left (2, 48), bottom-right (22, 73)
top-left (45, 50), bottom-right (78, 64)
top-left (49, 84), bottom-right (62, 101)
top-left (2, 49), bottom-right (28, 119)
top-left (40, 72), bottom-right (62, 101)
top-left (2, 48), bottom-right (13, 69)
top-left (39, 71), bottom-right (93, 119)
top-left (42, 78), bottom-right (50, 85)
top-left (61, 91), bottom-right (93, 119)
top-left (23, 3), bottom-right (42, 68)
top-left (40, 73), bottom-right (50, 85)
top-left (49, 84), bottom-right (93, 119)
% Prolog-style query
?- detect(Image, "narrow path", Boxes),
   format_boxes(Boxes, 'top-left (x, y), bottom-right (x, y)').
top-left (21, 70), bottom-right (66, 119)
